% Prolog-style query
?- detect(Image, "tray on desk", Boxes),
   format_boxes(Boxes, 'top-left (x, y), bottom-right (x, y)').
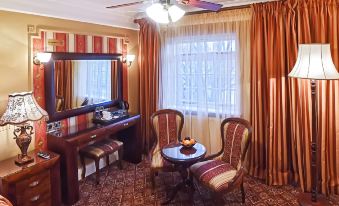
top-left (92, 114), bottom-right (130, 125)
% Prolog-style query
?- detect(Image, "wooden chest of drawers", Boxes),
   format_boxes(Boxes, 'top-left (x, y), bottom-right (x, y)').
top-left (0, 150), bottom-right (61, 206)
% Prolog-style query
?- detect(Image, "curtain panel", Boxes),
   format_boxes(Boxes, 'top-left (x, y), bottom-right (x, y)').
top-left (250, 0), bottom-right (339, 194)
top-left (54, 60), bottom-right (73, 110)
top-left (159, 9), bottom-right (251, 155)
top-left (135, 18), bottom-right (161, 152)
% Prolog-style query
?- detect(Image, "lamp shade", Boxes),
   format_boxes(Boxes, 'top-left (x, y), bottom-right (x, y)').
top-left (0, 92), bottom-right (49, 125)
top-left (36, 52), bottom-right (51, 63)
top-left (288, 44), bottom-right (339, 80)
top-left (126, 54), bottom-right (136, 62)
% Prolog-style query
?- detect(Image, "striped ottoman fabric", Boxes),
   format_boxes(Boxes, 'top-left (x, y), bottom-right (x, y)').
top-left (190, 160), bottom-right (237, 192)
top-left (80, 138), bottom-right (123, 158)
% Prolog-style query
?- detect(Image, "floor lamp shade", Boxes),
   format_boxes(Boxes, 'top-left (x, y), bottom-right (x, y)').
top-left (288, 44), bottom-right (339, 206)
top-left (288, 44), bottom-right (339, 80)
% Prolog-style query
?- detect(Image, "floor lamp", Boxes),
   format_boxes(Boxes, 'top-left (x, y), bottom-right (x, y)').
top-left (288, 44), bottom-right (339, 206)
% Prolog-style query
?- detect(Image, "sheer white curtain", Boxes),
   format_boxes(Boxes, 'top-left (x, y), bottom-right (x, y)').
top-left (72, 60), bottom-right (111, 107)
top-left (160, 9), bottom-right (251, 154)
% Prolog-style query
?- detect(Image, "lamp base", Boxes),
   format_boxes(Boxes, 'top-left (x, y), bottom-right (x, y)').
top-left (298, 193), bottom-right (329, 206)
top-left (15, 154), bottom-right (34, 165)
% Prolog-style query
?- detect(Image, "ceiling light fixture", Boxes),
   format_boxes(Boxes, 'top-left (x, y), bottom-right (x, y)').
top-left (146, 3), bottom-right (185, 24)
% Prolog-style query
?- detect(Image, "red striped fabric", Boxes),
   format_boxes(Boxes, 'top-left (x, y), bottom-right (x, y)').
top-left (157, 114), bottom-right (178, 148)
top-left (32, 31), bottom-right (47, 149)
top-left (222, 122), bottom-right (246, 169)
top-left (75, 34), bottom-right (86, 53)
top-left (55, 33), bottom-right (68, 52)
top-left (93, 36), bottom-right (103, 53)
top-left (193, 160), bottom-right (235, 191)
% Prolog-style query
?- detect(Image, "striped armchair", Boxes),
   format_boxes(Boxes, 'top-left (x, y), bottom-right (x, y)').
top-left (0, 196), bottom-right (12, 206)
top-left (149, 109), bottom-right (184, 189)
top-left (189, 118), bottom-right (252, 204)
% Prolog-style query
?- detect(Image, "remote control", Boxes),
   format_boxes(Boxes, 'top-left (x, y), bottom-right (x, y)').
top-left (37, 151), bottom-right (50, 159)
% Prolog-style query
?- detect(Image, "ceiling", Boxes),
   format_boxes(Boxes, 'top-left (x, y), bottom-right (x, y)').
top-left (0, 0), bottom-right (273, 30)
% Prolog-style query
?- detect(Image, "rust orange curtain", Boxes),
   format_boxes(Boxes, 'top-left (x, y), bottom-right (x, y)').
top-left (111, 60), bottom-right (119, 100)
top-left (135, 18), bottom-right (160, 152)
top-left (54, 60), bottom-right (73, 110)
top-left (250, 0), bottom-right (339, 194)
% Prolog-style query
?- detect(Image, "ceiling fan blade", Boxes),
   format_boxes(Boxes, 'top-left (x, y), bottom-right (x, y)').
top-left (106, 1), bottom-right (146, 9)
top-left (182, 0), bottom-right (222, 11)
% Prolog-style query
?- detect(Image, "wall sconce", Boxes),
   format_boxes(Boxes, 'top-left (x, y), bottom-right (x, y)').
top-left (124, 54), bottom-right (135, 67)
top-left (33, 52), bottom-right (52, 65)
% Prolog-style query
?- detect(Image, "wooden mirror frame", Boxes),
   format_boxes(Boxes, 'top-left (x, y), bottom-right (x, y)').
top-left (44, 52), bottom-right (123, 122)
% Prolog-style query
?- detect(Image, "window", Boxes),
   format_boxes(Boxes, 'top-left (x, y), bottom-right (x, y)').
top-left (161, 34), bottom-right (241, 116)
top-left (73, 60), bottom-right (111, 107)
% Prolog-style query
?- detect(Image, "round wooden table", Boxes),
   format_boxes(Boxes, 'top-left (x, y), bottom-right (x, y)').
top-left (161, 142), bottom-right (206, 204)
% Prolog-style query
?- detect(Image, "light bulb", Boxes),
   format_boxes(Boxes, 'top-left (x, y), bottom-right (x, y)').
top-left (168, 5), bottom-right (185, 22)
top-left (146, 3), bottom-right (169, 24)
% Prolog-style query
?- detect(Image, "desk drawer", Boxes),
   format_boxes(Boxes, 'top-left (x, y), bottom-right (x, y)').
top-left (77, 127), bottom-right (107, 145)
top-left (16, 170), bottom-right (51, 206)
top-left (107, 118), bottom-right (138, 133)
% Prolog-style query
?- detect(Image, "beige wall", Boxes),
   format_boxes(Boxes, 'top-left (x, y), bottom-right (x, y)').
top-left (0, 10), bottom-right (140, 161)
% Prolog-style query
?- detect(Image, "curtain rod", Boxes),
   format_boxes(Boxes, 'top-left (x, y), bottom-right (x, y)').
top-left (185, 4), bottom-right (251, 16)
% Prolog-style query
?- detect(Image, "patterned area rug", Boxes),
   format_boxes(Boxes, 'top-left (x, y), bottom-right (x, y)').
top-left (75, 160), bottom-right (339, 206)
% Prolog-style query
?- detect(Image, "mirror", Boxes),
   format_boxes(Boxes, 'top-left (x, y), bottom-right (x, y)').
top-left (54, 60), bottom-right (119, 112)
top-left (44, 53), bottom-right (122, 122)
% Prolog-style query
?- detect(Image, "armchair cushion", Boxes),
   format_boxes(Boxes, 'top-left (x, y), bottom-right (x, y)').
top-left (190, 160), bottom-right (237, 192)
top-left (150, 110), bottom-right (183, 170)
top-left (151, 150), bottom-right (174, 169)
top-left (0, 196), bottom-right (12, 206)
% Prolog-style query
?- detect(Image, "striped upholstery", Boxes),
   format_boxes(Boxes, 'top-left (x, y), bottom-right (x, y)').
top-left (151, 150), bottom-right (173, 169)
top-left (190, 120), bottom-right (249, 192)
top-left (190, 160), bottom-right (237, 192)
top-left (151, 112), bottom-right (182, 169)
top-left (220, 122), bottom-right (249, 170)
top-left (0, 196), bottom-right (12, 206)
top-left (80, 138), bottom-right (123, 158)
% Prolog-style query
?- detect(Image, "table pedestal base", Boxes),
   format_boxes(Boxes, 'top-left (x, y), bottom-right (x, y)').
top-left (162, 179), bottom-right (194, 205)
top-left (162, 165), bottom-right (194, 205)
top-left (160, 143), bottom-right (207, 205)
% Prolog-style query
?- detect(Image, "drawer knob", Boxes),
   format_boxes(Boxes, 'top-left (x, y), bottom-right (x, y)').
top-left (90, 135), bottom-right (97, 139)
top-left (123, 123), bottom-right (129, 126)
top-left (29, 180), bottom-right (39, 187)
top-left (30, 195), bottom-right (40, 202)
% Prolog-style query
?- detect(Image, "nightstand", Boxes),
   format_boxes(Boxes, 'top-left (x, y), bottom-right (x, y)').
top-left (0, 150), bottom-right (61, 206)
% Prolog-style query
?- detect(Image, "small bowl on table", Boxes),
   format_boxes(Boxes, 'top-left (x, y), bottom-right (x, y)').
top-left (180, 137), bottom-right (196, 149)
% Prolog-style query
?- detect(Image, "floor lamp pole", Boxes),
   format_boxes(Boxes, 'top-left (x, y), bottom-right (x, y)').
top-left (310, 79), bottom-right (318, 202)
top-left (289, 44), bottom-right (339, 205)
top-left (298, 79), bottom-right (328, 206)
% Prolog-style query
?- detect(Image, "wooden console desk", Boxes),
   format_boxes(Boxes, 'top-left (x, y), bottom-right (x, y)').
top-left (47, 114), bottom-right (141, 205)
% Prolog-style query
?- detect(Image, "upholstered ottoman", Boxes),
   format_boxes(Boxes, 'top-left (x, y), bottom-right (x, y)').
top-left (79, 138), bottom-right (123, 184)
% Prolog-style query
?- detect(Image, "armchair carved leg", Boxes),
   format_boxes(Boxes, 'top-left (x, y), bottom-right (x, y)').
top-left (240, 182), bottom-right (245, 203)
top-left (212, 192), bottom-right (224, 206)
top-left (151, 169), bottom-right (155, 189)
